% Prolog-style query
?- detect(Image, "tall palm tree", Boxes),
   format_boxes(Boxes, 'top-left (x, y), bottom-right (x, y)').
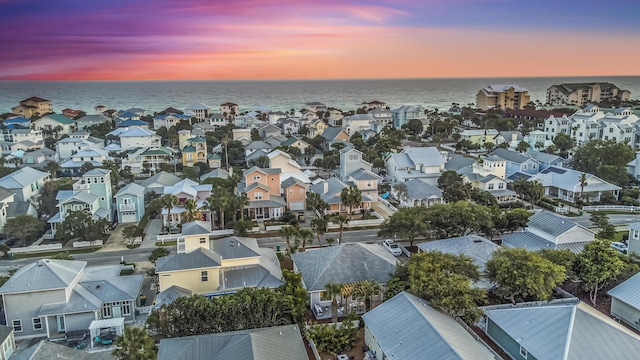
top-left (310, 217), bottom-right (328, 245)
top-left (333, 215), bottom-right (349, 244)
top-left (340, 186), bottom-right (362, 220)
top-left (160, 194), bottom-right (178, 233)
top-left (324, 283), bottom-right (343, 323)
top-left (44, 161), bottom-right (61, 178)
top-left (279, 225), bottom-right (299, 252)
top-left (578, 173), bottom-right (588, 203)
top-left (235, 193), bottom-right (249, 221)
top-left (354, 280), bottom-right (381, 312)
top-left (296, 228), bottom-right (314, 250)
top-left (307, 192), bottom-right (322, 212)
top-left (181, 198), bottom-right (200, 223)
top-left (222, 136), bottom-right (230, 170)
top-left (112, 326), bottom-right (157, 360)
top-left (206, 187), bottom-right (232, 229)
top-left (527, 181), bottom-right (545, 205)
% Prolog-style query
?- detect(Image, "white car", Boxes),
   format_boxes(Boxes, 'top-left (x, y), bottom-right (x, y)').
top-left (383, 239), bottom-right (402, 256)
top-left (610, 242), bottom-right (628, 254)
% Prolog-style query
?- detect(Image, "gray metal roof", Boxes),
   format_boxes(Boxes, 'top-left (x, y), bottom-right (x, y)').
top-left (181, 220), bottom-right (211, 236)
top-left (527, 211), bottom-right (579, 237)
top-left (0, 167), bottom-right (48, 190)
top-left (0, 259), bottom-right (85, 294)
top-left (156, 248), bottom-right (222, 272)
top-left (608, 272), bottom-right (640, 308)
top-left (0, 186), bottom-right (14, 201)
top-left (136, 171), bottom-right (183, 188)
top-left (489, 148), bottom-right (536, 165)
top-left (348, 168), bottom-right (382, 181)
top-left (417, 235), bottom-right (498, 271)
top-left (6, 201), bottom-right (32, 218)
top-left (280, 177), bottom-right (307, 190)
top-left (211, 237), bottom-right (261, 260)
top-left (501, 231), bottom-right (588, 254)
top-left (154, 285), bottom-right (192, 309)
top-left (320, 127), bottom-right (348, 140)
top-left (291, 243), bottom-right (397, 291)
top-left (445, 154), bottom-right (476, 172)
top-left (403, 179), bottom-right (443, 200)
top-left (0, 325), bottom-right (11, 345)
top-left (528, 151), bottom-right (563, 165)
top-left (243, 166), bottom-right (281, 176)
top-left (245, 140), bottom-right (272, 150)
top-left (157, 324), bottom-right (308, 360)
top-left (246, 198), bottom-right (286, 209)
top-left (115, 182), bottom-right (145, 197)
top-left (484, 300), bottom-right (640, 360)
top-left (219, 264), bottom-right (283, 292)
top-left (12, 341), bottom-right (116, 360)
top-left (362, 292), bottom-right (495, 360)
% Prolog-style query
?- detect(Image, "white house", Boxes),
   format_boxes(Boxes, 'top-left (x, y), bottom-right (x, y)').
top-left (0, 167), bottom-right (49, 202)
top-left (55, 132), bottom-right (104, 160)
top-left (386, 147), bottom-right (446, 185)
top-left (32, 114), bottom-right (75, 137)
top-left (108, 127), bottom-right (161, 150)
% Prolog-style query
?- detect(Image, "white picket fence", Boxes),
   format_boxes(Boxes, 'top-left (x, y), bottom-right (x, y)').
top-left (9, 243), bottom-right (62, 254)
top-left (72, 240), bottom-right (104, 248)
top-left (582, 205), bottom-right (640, 212)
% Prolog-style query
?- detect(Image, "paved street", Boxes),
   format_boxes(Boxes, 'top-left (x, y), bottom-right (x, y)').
top-left (568, 213), bottom-right (640, 228)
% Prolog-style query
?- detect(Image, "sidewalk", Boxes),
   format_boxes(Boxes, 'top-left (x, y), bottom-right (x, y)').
top-left (142, 219), bottom-right (163, 249)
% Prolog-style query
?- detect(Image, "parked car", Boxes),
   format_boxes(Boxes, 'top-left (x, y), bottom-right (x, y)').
top-left (611, 242), bottom-right (628, 254)
top-left (383, 239), bottom-right (402, 256)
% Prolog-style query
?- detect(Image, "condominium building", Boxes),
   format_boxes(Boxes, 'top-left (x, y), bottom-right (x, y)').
top-left (11, 97), bottom-right (53, 118)
top-left (546, 82), bottom-right (631, 106)
top-left (476, 85), bottom-right (531, 110)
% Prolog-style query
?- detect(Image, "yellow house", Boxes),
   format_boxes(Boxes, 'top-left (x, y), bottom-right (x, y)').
top-left (156, 226), bottom-right (283, 297)
top-left (181, 136), bottom-right (207, 167)
top-left (458, 129), bottom-right (500, 146)
top-left (308, 119), bottom-right (328, 138)
top-left (12, 96), bottom-right (53, 118)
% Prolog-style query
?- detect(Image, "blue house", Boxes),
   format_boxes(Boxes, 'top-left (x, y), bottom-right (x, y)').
top-left (489, 148), bottom-right (540, 177)
top-left (391, 105), bottom-right (423, 129)
top-left (3, 117), bottom-right (30, 128)
top-left (528, 151), bottom-right (565, 172)
top-left (115, 183), bottom-right (145, 223)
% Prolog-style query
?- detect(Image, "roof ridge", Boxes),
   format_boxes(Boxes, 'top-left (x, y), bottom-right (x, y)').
top-left (309, 245), bottom-right (344, 290)
top-left (562, 303), bottom-right (577, 360)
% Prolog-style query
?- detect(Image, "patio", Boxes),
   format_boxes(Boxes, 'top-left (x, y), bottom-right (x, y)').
top-left (89, 318), bottom-right (124, 349)
top-left (312, 300), bottom-right (366, 320)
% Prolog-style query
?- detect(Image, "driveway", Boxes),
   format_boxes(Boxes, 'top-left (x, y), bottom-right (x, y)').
top-left (142, 219), bottom-right (163, 249)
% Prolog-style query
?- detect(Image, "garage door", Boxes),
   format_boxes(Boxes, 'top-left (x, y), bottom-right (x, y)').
top-left (290, 201), bottom-right (305, 211)
top-left (121, 213), bottom-right (137, 223)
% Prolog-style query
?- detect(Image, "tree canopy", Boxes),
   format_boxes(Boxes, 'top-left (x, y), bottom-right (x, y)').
top-left (54, 210), bottom-right (110, 243)
top-left (486, 247), bottom-right (566, 304)
top-left (3, 215), bottom-right (45, 247)
top-left (575, 240), bottom-right (625, 305)
top-left (569, 139), bottom-right (635, 186)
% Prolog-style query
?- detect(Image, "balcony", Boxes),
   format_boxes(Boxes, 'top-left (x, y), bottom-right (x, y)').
top-left (73, 181), bottom-right (90, 191)
top-left (119, 203), bottom-right (136, 212)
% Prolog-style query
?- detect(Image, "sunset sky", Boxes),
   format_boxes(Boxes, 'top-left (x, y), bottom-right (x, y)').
top-left (1, 0), bottom-right (639, 80)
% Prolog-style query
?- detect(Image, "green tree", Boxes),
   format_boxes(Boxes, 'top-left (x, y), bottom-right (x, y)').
top-left (55, 211), bottom-right (110, 245)
top-left (578, 172), bottom-right (588, 203)
top-left (425, 201), bottom-right (492, 239)
top-left (278, 225), bottom-right (299, 252)
top-left (160, 194), bottom-right (179, 232)
top-left (539, 249), bottom-right (578, 280)
top-left (122, 225), bottom-right (143, 244)
top-left (553, 132), bottom-right (575, 155)
top-left (470, 188), bottom-right (497, 206)
top-left (248, 155), bottom-right (270, 168)
top-left (44, 161), bottom-right (61, 178)
top-left (407, 251), bottom-right (485, 323)
top-left (406, 118), bottom-right (424, 135)
top-left (324, 283), bottom-right (343, 323)
top-left (589, 212), bottom-right (615, 239)
top-left (310, 217), bottom-right (328, 245)
top-left (340, 186), bottom-right (362, 220)
top-left (569, 139), bottom-right (634, 186)
top-left (352, 280), bottom-right (381, 312)
top-left (333, 215), bottom-right (349, 244)
top-left (204, 187), bottom-right (233, 229)
top-left (378, 207), bottom-right (429, 246)
top-left (232, 219), bottom-right (252, 237)
top-left (525, 180), bottom-right (545, 204)
top-left (79, 161), bottom-right (96, 174)
top-left (486, 247), bottom-right (565, 304)
top-left (279, 270), bottom-right (308, 325)
top-left (149, 247), bottom-right (170, 264)
top-left (575, 240), bottom-right (625, 305)
top-left (234, 194), bottom-right (249, 221)
top-left (112, 326), bottom-right (157, 360)
top-left (516, 141), bottom-right (530, 153)
top-left (181, 198), bottom-right (201, 223)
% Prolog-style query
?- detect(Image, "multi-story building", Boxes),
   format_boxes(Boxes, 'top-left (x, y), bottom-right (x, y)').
top-left (476, 85), bottom-right (531, 110)
top-left (0, 167), bottom-right (49, 203)
top-left (184, 103), bottom-right (211, 121)
top-left (546, 82), bottom-right (631, 106)
top-left (391, 105), bottom-right (424, 129)
top-left (11, 97), bottom-right (53, 118)
top-left (220, 102), bottom-right (239, 119)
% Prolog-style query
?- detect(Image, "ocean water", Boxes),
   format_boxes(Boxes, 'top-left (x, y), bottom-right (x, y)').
top-left (0, 76), bottom-right (639, 115)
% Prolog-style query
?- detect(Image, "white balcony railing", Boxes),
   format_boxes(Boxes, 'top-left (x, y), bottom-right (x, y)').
top-left (73, 182), bottom-right (90, 191)
top-left (119, 203), bottom-right (136, 211)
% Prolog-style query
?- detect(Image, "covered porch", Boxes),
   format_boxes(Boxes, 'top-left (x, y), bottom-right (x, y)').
top-left (89, 317), bottom-right (124, 349)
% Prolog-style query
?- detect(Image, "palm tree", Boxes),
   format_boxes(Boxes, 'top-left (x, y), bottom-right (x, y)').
top-left (527, 181), bottom-right (545, 205)
top-left (160, 194), bottom-right (178, 233)
top-left (44, 161), bottom-right (61, 178)
top-left (112, 326), bottom-right (157, 360)
top-left (222, 136), bottom-right (230, 170)
top-left (324, 283), bottom-right (343, 323)
top-left (235, 193), bottom-right (249, 221)
top-left (512, 178), bottom-right (529, 200)
top-left (206, 187), bottom-right (233, 229)
top-left (279, 225), bottom-right (299, 252)
top-left (354, 280), bottom-right (381, 312)
top-left (333, 215), bottom-right (349, 244)
top-left (340, 186), bottom-right (362, 220)
top-left (578, 173), bottom-right (588, 203)
top-left (181, 198), bottom-right (200, 223)
top-left (295, 228), bottom-right (314, 250)
top-left (325, 237), bottom-right (336, 246)
top-left (310, 217), bottom-right (328, 245)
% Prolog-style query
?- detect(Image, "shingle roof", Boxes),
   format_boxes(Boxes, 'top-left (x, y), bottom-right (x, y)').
top-left (156, 248), bottom-right (222, 273)
top-left (362, 292), bottom-right (495, 360)
top-left (0, 259), bottom-right (84, 294)
top-left (157, 324), bottom-right (308, 360)
top-left (483, 299), bottom-right (640, 360)
top-left (320, 127), bottom-right (348, 140)
top-left (291, 243), bottom-right (397, 291)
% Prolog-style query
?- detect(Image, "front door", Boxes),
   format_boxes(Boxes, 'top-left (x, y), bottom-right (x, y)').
top-left (256, 207), bottom-right (264, 219)
top-left (112, 306), bottom-right (122, 318)
top-left (56, 315), bottom-right (65, 333)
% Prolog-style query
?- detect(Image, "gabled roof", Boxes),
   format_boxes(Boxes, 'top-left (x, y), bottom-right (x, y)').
top-left (12, 341), bottom-right (115, 360)
top-left (417, 235), bottom-right (498, 271)
top-left (527, 210), bottom-right (586, 238)
top-left (348, 168), bottom-right (382, 181)
top-left (483, 300), bottom-right (640, 360)
top-left (0, 167), bottom-right (48, 189)
top-left (389, 147), bottom-right (445, 168)
top-left (445, 154), bottom-right (476, 172)
top-left (136, 171), bottom-right (182, 188)
top-left (154, 285), bottom-right (192, 309)
top-left (291, 243), bottom-right (397, 291)
top-left (320, 127), bottom-right (349, 141)
top-left (181, 220), bottom-right (211, 236)
top-left (245, 141), bottom-right (272, 150)
top-left (489, 148), bottom-right (536, 164)
top-left (530, 166), bottom-right (621, 193)
top-left (0, 259), bottom-right (85, 294)
top-left (0, 186), bottom-right (14, 202)
top-left (156, 248), bottom-right (222, 273)
top-left (363, 292), bottom-right (495, 360)
top-left (402, 179), bottom-right (443, 200)
top-left (39, 113), bottom-right (74, 125)
top-left (211, 236), bottom-right (261, 260)
top-left (243, 166), bottom-right (281, 176)
top-left (281, 177), bottom-right (307, 190)
top-left (157, 324), bottom-right (307, 360)
top-left (608, 272), bottom-right (640, 309)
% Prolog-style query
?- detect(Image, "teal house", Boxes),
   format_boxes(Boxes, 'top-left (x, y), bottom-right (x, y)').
top-left (115, 183), bottom-right (145, 223)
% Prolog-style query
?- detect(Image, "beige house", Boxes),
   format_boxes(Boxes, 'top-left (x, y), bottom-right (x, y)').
top-left (308, 119), bottom-right (328, 137)
top-left (267, 150), bottom-right (302, 175)
top-left (220, 102), bottom-right (239, 119)
top-left (156, 230), bottom-right (283, 297)
top-left (11, 97), bottom-right (53, 118)
top-left (476, 85), bottom-right (530, 110)
top-left (546, 82), bottom-right (631, 106)
top-left (281, 177), bottom-right (307, 211)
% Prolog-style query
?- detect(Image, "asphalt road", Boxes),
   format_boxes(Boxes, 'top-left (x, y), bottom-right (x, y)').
top-left (570, 214), bottom-right (640, 228)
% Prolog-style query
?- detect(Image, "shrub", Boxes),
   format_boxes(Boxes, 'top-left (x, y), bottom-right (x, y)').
top-left (307, 320), bottom-right (359, 355)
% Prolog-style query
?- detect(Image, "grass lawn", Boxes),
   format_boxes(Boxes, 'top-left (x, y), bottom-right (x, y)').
top-left (156, 240), bottom-right (177, 247)
top-left (611, 231), bottom-right (627, 243)
top-left (12, 247), bottom-right (100, 259)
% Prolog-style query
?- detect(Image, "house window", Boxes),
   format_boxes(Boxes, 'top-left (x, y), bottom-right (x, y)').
top-left (634, 230), bottom-right (639, 239)
top-left (366, 181), bottom-right (372, 187)
top-left (102, 306), bottom-right (111, 318)
top-left (498, 183), bottom-right (504, 189)
top-left (523, 164), bottom-right (528, 170)
top-left (254, 192), bottom-right (263, 200)
top-left (348, 154), bottom-right (358, 161)
top-left (12, 320), bottom-right (22, 333)
top-left (201, 271), bottom-right (208, 282)
top-left (100, 177), bottom-right (104, 183)
top-left (252, 176), bottom-right (261, 181)
top-left (488, 184), bottom-right (494, 190)
top-left (519, 345), bottom-right (528, 358)
top-left (32, 318), bottom-right (43, 331)
top-left (122, 302), bottom-right (131, 316)
top-left (199, 237), bottom-right (207, 244)
top-left (289, 189), bottom-right (293, 194)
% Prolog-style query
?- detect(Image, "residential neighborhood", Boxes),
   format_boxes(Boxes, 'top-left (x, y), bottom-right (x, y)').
top-left (0, 92), bottom-right (639, 360)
